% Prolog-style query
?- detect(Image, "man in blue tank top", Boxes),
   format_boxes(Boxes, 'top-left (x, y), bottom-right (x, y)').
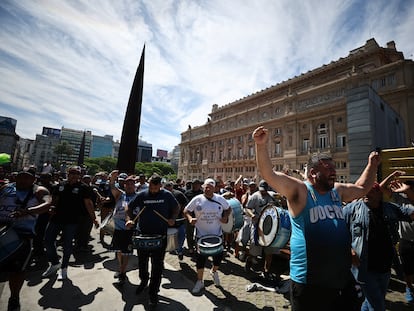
top-left (253, 126), bottom-right (380, 311)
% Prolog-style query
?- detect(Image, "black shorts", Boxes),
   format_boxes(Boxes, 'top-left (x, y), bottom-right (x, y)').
top-left (110, 229), bottom-right (134, 255)
top-left (399, 239), bottom-right (414, 275)
top-left (0, 237), bottom-right (32, 273)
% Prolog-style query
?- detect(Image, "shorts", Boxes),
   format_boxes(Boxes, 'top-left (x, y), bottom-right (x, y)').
top-left (249, 242), bottom-right (280, 257)
top-left (110, 230), bottom-right (134, 255)
top-left (0, 237), bottom-right (32, 273)
top-left (399, 239), bottom-right (414, 275)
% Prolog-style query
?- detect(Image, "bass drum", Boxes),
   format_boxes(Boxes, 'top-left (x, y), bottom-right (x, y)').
top-left (221, 198), bottom-right (244, 233)
top-left (257, 205), bottom-right (291, 248)
top-left (0, 225), bottom-right (24, 264)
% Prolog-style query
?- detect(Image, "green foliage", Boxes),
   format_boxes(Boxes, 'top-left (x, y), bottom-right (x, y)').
top-left (83, 156), bottom-right (176, 179)
top-left (54, 141), bottom-right (73, 161)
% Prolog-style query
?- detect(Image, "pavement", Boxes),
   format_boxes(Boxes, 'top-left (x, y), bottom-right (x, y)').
top-left (1, 223), bottom-right (412, 311)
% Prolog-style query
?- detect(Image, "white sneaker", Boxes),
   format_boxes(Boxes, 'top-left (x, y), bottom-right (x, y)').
top-left (42, 263), bottom-right (61, 277)
top-left (57, 268), bottom-right (67, 281)
top-left (210, 270), bottom-right (220, 286)
top-left (192, 280), bottom-right (204, 294)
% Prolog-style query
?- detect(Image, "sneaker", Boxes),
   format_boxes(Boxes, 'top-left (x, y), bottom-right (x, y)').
top-left (210, 270), bottom-right (220, 286)
top-left (57, 268), bottom-right (67, 281)
top-left (7, 297), bottom-right (20, 311)
top-left (113, 271), bottom-right (120, 279)
top-left (192, 280), bottom-right (204, 294)
top-left (178, 252), bottom-right (184, 260)
top-left (406, 287), bottom-right (414, 303)
top-left (42, 263), bottom-right (61, 277)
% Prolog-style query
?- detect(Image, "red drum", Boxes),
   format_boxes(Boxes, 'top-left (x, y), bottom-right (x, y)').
top-left (257, 205), bottom-right (291, 248)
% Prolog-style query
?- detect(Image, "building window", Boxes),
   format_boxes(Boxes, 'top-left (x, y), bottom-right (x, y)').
top-left (274, 128), bottom-right (281, 136)
top-left (302, 138), bottom-right (309, 153)
top-left (336, 134), bottom-right (346, 148)
top-left (238, 148), bottom-right (243, 158)
top-left (275, 142), bottom-right (281, 155)
top-left (249, 146), bottom-right (255, 157)
top-left (317, 123), bottom-right (328, 149)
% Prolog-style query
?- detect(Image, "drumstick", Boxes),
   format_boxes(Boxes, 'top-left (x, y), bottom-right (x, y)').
top-left (153, 210), bottom-right (169, 223)
top-left (132, 206), bottom-right (146, 223)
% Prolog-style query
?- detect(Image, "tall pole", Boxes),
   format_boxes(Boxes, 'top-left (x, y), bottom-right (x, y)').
top-left (117, 45), bottom-right (145, 174)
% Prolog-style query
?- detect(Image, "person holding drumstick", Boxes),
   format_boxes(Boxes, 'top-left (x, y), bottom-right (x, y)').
top-left (253, 125), bottom-right (380, 311)
top-left (125, 174), bottom-right (179, 306)
top-left (183, 178), bottom-right (231, 294)
top-left (0, 167), bottom-right (51, 311)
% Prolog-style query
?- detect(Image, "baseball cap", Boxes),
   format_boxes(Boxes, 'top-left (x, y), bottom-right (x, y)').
top-left (118, 173), bottom-right (128, 180)
top-left (203, 178), bottom-right (216, 187)
top-left (259, 180), bottom-right (269, 191)
top-left (149, 174), bottom-right (162, 184)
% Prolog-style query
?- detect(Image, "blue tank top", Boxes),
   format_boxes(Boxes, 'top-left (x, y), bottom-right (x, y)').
top-left (0, 184), bottom-right (39, 235)
top-left (113, 192), bottom-right (137, 230)
top-left (289, 182), bottom-right (351, 288)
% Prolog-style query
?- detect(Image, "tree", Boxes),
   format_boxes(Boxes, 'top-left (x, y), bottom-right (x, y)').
top-left (54, 141), bottom-right (73, 163)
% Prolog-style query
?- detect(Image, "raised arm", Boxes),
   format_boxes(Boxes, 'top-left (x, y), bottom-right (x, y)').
top-left (337, 151), bottom-right (380, 202)
top-left (253, 126), bottom-right (307, 217)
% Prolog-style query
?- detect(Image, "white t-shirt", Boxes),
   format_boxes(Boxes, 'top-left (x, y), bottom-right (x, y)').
top-left (184, 193), bottom-right (230, 238)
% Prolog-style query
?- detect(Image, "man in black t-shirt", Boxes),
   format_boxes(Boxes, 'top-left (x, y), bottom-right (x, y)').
top-left (42, 166), bottom-right (98, 280)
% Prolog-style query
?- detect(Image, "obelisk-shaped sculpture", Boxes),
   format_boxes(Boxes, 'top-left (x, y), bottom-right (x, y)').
top-left (117, 45), bottom-right (145, 174)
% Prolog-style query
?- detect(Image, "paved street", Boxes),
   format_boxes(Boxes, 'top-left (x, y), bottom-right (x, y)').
top-left (0, 223), bottom-right (412, 311)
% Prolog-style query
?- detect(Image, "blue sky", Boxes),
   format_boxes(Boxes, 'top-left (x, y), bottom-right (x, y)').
top-left (1, 0), bottom-right (413, 154)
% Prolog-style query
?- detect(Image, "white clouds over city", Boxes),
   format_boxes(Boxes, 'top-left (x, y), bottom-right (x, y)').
top-left (0, 0), bottom-right (413, 153)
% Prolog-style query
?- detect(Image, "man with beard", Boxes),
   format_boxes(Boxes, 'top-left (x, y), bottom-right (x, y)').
top-left (252, 126), bottom-right (380, 311)
top-left (125, 174), bottom-right (179, 306)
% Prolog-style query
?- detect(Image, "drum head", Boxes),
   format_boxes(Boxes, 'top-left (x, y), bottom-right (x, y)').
top-left (198, 235), bottom-right (222, 247)
top-left (257, 205), bottom-right (279, 247)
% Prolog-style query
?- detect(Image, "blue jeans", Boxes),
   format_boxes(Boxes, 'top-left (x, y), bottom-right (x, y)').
top-left (44, 222), bottom-right (78, 269)
top-left (176, 224), bottom-right (186, 254)
top-left (360, 271), bottom-right (390, 311)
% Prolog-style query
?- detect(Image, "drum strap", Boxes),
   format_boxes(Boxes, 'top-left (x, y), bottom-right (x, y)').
top-left (205, 196), bottom-right (223, 208)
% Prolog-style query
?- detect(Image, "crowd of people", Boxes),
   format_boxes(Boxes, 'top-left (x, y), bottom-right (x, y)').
top-left (1, 125), bottom-right (414, 311)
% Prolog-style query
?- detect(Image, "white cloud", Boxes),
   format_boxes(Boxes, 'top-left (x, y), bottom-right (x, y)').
top-left (0, 0), bottom-right (413, 153)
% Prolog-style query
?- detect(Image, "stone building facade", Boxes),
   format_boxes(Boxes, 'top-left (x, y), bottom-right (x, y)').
top-left (178, 38), bottom-right (413, 183)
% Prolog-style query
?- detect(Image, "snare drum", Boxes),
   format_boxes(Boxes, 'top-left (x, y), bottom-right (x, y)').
top-left (221, 198), bottom-right (244, 233)
top-left (0, 225), bottom-right (24, 264)
top-left (100, 213), bottom-right (115, 236)
top-left (257, 205), bottom-right (291, 248)
top-left (133, 234), bottom-right (163, 250)
top-left (197, 235), bottom-right (223, 256)
top-left (166, 228), bottom-right (178, 252)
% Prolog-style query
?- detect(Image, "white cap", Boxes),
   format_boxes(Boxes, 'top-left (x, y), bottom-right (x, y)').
top-left (203, 178), bottom-right (216, 187)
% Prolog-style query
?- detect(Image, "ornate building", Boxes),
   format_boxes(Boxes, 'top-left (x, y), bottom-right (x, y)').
top-left (178, 38), bottom-right (413, 183)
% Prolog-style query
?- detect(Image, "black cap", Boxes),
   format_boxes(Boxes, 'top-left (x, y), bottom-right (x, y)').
top-left (149, 174), bottom-right (162, 184)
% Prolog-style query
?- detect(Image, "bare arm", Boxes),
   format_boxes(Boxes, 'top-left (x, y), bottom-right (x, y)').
top-left (109, 170), bottom-right (122, 201)
top-left (337, 151), bottom-right (380, 202)
top-left (253, 126), bottom-right (308, 217)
